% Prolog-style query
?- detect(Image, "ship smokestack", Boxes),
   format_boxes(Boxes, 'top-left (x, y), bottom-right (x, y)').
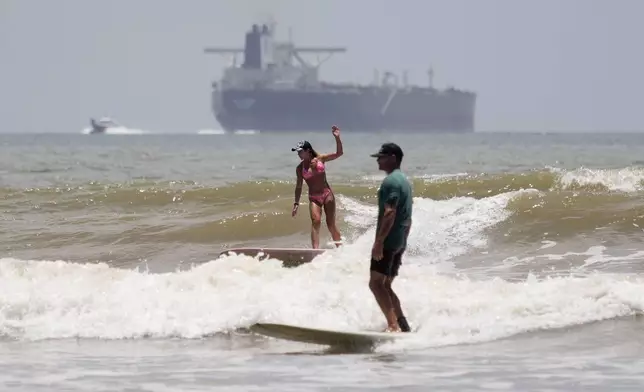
top-left (243, 24), bottom-right (262, 69)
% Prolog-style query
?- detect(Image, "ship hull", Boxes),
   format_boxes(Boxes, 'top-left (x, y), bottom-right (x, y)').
top-left (212, 87), bottom-right (476, 132)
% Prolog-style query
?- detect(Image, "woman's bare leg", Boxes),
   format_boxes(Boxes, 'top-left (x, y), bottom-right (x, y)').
top-left (309, 202), bottom-right (322, 249)
top-left (323, 195), bottom-right (342, 247)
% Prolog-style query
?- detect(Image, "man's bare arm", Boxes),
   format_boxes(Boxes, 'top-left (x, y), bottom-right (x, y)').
top-left (375, 202), bottom-right (397, 244)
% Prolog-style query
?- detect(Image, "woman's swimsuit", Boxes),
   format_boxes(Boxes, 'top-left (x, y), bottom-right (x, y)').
top-left (301, 159), bottom-right (333, 206)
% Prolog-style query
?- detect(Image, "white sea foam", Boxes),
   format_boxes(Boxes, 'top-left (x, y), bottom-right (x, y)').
top-left (1, 190), bottom-right (642, 350)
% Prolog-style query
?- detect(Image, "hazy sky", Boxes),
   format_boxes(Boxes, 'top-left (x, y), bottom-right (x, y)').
top-left (1, 0), bottom-right (643, 133)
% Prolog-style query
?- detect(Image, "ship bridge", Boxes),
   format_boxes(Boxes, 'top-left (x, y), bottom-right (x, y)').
top-left (204, 23), bottom-right (346, 90)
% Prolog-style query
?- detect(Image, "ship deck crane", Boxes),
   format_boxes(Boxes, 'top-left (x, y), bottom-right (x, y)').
top-left (203, 22), bottom-right (346, 71)
top-left (289, 47), bottom-right (346, 69)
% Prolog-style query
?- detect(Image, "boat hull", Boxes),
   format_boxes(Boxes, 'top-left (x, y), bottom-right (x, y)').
top-left (212, 87), bottom-right (476, 133)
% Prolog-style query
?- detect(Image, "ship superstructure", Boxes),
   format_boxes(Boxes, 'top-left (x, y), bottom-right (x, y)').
top-left (204, 23), bottom-right (476, 132)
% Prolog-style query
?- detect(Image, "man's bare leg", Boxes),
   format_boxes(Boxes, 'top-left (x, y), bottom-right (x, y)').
top-left (385, 277), bottom-right (410, 332)
top-left (369, 271), bottom-right (401, 332)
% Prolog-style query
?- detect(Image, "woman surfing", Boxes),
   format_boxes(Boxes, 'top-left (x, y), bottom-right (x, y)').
top-left (292, 125), bottom-right (344, 249)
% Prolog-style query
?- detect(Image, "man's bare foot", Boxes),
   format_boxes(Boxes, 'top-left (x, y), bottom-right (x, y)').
top-left (383, 326), bottom-right (401, 333)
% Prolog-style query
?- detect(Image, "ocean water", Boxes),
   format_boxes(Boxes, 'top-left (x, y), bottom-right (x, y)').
top-left (2, 130), bottom-right (644, 391)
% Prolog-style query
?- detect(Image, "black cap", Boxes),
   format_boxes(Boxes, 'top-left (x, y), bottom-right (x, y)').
top-left (291, 140), bottom-right (312, 152)
top-left (370, 142), bottom-right (404, 161)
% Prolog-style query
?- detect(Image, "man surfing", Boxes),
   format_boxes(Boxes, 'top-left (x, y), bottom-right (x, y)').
top-left (368, 143), bottom-right (413, 333)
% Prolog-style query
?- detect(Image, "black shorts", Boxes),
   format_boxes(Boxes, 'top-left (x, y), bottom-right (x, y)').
top-left (370, 248), bottom-right (404, 277)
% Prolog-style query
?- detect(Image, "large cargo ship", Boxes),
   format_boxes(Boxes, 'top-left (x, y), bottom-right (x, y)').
top-left (204, 23), bottom-right (476, 132)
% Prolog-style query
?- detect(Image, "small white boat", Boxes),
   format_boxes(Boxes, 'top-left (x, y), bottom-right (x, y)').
top-left (89, 117), bottom-right (120, 134)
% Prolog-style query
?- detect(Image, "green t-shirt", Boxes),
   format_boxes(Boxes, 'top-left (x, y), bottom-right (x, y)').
top-left (376, 169), bottom-right (413, 250)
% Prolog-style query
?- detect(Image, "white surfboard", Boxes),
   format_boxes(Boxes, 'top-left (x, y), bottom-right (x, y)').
top-left (250, 322), bottom-right (412, 347)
